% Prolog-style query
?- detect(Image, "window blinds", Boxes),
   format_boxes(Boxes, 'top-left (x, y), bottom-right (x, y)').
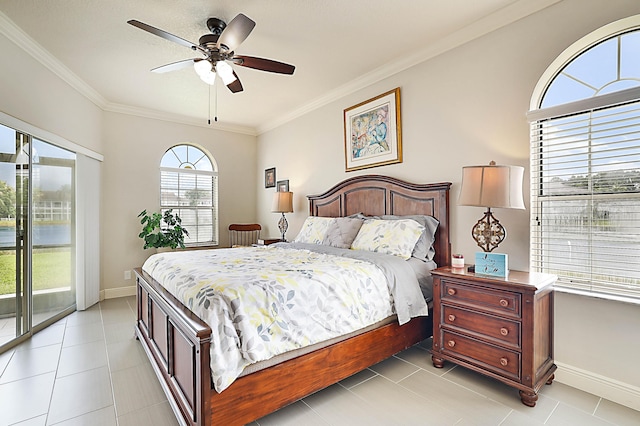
top-left (160, 166), bottom-right (218, 246)
top-left (530, 100), bottom-right (640, 300)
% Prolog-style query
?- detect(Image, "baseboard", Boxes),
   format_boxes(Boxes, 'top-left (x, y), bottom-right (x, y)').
top-left (556, 362), bottom-right (640, 411)
top-left (101, 285), bottom-right (136, 300)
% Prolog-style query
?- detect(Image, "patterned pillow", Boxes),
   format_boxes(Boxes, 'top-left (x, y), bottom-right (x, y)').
top-left (293, 216), bottom-right (335, 244)
top-left (323, 217), bottom-right (364, 249)
top-left (380, 215), bottom-right (440, 260)
top-left (351, 219), bottom-right (425, 260)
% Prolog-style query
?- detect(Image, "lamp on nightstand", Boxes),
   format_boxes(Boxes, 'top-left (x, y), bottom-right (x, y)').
top-left (459, 161), bottom-right (525, 252)
top-left (272, 191), bottom-right (293, 241)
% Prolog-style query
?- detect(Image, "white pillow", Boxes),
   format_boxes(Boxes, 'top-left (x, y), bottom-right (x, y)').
top-left (351, 219), bottom-right (425, 260)
top-left (293, 216), bottom-right (335, 244)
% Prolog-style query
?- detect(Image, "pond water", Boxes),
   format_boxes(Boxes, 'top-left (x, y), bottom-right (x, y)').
top-left (0, 224), bottom-right (71, 248)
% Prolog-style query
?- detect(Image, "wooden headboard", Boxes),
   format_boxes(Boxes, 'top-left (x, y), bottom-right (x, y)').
top-left (307, 175), bottom-right (451, 267)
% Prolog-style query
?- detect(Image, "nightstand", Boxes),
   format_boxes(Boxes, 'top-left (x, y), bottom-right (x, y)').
top-left (431, 266), bottom-right (557, 407)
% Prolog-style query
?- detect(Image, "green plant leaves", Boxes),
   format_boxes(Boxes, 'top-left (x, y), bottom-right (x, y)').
top-left (138, 209), bottom-right (189, 249)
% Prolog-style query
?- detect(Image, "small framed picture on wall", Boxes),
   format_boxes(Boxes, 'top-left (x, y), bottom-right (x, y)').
top-left (265, 168), bottom-right (276, 188)
top-left (277, 180), bottom-right (289, 192)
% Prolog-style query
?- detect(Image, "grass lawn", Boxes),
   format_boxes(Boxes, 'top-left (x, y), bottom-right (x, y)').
top-left (0, 249), bottom-right (71, 296)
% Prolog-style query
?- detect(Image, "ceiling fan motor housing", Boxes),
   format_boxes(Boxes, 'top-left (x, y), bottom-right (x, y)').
top-left (206, 18), bottom-right (226, 35)
top-left (199, 34), bottom-right (220, 48)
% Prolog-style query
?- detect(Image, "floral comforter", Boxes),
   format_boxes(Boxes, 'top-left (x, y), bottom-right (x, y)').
top-left (142, 243), bottom-right (428, 392)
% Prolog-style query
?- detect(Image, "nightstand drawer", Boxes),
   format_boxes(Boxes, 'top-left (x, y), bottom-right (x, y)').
top-left (442, 305), bottom-right (520, 349)
top-left (441, 280), bottom-right (521, 318)
top-left (441, 330), bottom-right (521, 381)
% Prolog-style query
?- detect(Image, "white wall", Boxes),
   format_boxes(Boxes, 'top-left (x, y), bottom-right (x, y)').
top-left (0, 32), bottom-right (102, 154)
top-left (256, 0), bottom-right (640, 410)
top-left (101, 112), bottom-right (257, 294)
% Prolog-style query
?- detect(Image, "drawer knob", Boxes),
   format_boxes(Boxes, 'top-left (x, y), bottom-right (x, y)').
top-left (447, 288), bottom-right (456, 296)
top-left (499, 299), bottom-right (509, 307)
top-left (448, 314), bottom-right (456, 322)
top-left (500, 357), bottom-right (508, 366)
top-left (447, 340), bottom-right (456, 348)
top-left (500, 327), bottom-right (509, 336)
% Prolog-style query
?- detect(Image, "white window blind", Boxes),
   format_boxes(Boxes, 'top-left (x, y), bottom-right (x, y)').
top-left (530, 100), bottom-right (640, 300)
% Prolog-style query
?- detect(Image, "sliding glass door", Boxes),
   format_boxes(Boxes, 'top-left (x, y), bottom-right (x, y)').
top-left (0, 125), bottom-right (25, 346)
top-left (0, 124), bottom-right (75, 348)
top-left (31, 138), bottom-right (75, 327)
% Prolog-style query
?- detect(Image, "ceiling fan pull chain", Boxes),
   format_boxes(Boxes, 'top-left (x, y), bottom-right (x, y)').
top-left (215, 82), bottom-right (218, 122)
top-left (208, 84), bottom-right (211, 125)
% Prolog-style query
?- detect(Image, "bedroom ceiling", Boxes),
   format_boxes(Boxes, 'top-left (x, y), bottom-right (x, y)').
top-left (0, 0), bottom-right (556, 134)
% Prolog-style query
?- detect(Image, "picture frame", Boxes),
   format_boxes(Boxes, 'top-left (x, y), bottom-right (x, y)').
top-left (277, 180), bottom-right (289, 192)
top-left (475, 252), bottom-right (509, 278)
top-left (265, 168), bottom-right (276, 188)
top-left (344, 87), bottom-right (402, 172)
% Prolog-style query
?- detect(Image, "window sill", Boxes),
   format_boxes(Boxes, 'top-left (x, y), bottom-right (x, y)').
top-left (553, 285), bottom-right (640, 306)
top-left (183, 244), bottom-right (219, 251)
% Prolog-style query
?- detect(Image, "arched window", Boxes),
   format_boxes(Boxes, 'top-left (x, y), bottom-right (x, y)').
top-left (528, 16), bottom-right (640, 301)
top-left (541, 31), bottom-right (640, 108)
top-left (160, 144), bottom-right (218, 246)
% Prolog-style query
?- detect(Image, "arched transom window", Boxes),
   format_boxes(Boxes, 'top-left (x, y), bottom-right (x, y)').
top-left (529, 17), bottom-right (640, 301)
top-left (160, 144), bottom-right (218, 246)
top-left (541, 30), bottom-right (640, 108)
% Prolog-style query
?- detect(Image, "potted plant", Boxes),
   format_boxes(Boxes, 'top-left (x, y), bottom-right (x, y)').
top-left (138, 209), bottom-right (189, 250)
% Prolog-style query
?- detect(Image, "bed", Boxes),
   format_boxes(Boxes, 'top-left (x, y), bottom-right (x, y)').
top-left (134, 174), bottom-right (451, 426)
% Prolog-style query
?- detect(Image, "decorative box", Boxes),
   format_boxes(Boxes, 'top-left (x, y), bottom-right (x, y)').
top-left (474, 252), bottom-right (508, 277)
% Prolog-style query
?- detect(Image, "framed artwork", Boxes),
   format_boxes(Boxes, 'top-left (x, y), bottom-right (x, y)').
top-left (265, 167), bottom-right (276, 188)
top-left (277, 180), bottom-right (289, 192)
top-left (344, 87), bottom-right (402, 172)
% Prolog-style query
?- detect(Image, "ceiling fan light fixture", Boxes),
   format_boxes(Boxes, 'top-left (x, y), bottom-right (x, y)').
top-left (194, 59), bottom-right (212, 77)
top-left (194, 59), bottom-right (216, 85)
top-left (216, 61), bottom-right (237, 85)
top-left (199, 70), bottom-right (216, 85)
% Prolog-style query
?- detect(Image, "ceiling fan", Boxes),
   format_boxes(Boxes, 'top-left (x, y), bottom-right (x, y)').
top-left (127, 13), bottom-right (295, 93)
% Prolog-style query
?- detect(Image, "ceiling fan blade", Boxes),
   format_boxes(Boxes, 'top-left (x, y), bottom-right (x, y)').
top-left (227, 72), bottom-right (244, 93)
top-left (233, 55), bottom-right (295, 75)
top-left (217, 13), bottom-right (256, 52)
top-left (151, 59), bottom-right (195, 73)
top-left (128, 20), bottom-right (200, 51)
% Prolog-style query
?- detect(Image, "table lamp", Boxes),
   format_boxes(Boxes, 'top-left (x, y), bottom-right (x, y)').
top-left (458, 161), bottom-right (525, 252)
top-left (272, 191), bottom-right (293, 241)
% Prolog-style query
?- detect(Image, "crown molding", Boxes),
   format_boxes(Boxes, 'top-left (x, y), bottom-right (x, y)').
top-left (256, 0), bottom-right (562, 135)
top-left (103, 102), bottom-right (258, 136)
top-left (0, 11), bottom-right (107, 109)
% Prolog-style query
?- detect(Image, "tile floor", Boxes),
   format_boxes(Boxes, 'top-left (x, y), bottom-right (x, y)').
top-left (0, 296), bottom-right (638, 425)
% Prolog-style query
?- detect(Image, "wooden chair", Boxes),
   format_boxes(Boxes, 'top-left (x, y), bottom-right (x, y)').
top-left (228, 224), bottom-right (262, 247)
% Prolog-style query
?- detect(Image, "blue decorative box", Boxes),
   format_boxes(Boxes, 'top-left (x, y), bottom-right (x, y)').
top-left (475, 252), bottom-right (508, 277)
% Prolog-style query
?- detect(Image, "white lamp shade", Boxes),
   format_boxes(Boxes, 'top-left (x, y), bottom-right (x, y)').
top-left (194, 59), bottom-right (212, 76)
top-left (272, 191), bottom-right (293, 213)
top-left (194, 60), bottom-right (216, 85)
top-left (458, 163), bottom-right (525, 209)
top-left (215, 61), bottom-right (237, 85)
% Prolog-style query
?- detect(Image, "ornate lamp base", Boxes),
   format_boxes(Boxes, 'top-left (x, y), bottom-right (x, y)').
top-left (278, 213), bottom-right (288, 242)
top-left (471, 208), bottom-right (505, 252)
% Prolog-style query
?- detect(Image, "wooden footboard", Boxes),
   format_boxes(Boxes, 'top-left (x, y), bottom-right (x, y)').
top-left (135, 268), bottom-right (212, 426)
top-left (134, 267), bottom-right (432, 426)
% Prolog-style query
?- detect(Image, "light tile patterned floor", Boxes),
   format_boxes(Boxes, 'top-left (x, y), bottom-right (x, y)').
top-left (0, 296), bottom-right (638, 425)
